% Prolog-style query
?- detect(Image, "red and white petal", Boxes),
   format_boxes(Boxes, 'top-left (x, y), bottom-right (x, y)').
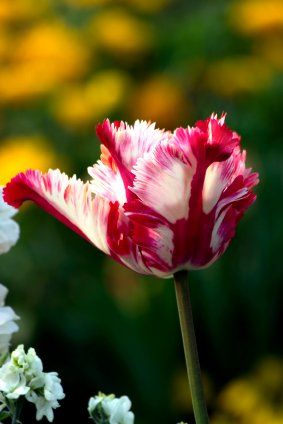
top-left (196, 114), bottom-right (240, 163)
top-left (210, 177), bottom-right (258, 255)
top-left (4, 169), bottom-right (110, 254)
top-left (171, 127), bottom-right (199, 168)
top-left (88, 161), bottom-right (127, 205)
top-left (202, 147), bottom-right (258, 214)
top-left (96, 119), bottom-right (170, 172)
top-left (131, 222), bottom-right (174, 272)
top-left (202, 149), bottom-right (243, 214)
top-left (105, 201), bottom-right (153, 275)
top-left (210, 208), bottom-right (236, 254)
top-left (130, 144), bottom-right (196, 224)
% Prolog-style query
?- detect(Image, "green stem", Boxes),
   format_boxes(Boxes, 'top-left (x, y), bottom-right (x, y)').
top-left (174, 270), bottom-right (209, 424)
top-left (11, 399), bottom-right (23, 424)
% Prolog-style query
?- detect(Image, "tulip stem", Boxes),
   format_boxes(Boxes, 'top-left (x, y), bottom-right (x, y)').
top-left (174, 270), bottom-right (209, 424)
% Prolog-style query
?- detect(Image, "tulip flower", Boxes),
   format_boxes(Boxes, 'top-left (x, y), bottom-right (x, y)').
top-left (3, 114), bottom-right (258, 424)
top-left (4, 114), bottom-right (258, 277)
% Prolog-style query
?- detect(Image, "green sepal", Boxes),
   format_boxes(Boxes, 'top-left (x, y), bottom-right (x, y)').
top-left (90, 402), bottom-right (110, 424)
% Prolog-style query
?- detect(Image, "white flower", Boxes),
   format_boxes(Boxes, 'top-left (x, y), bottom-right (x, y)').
top-left (0, 345), bottom-right (64, 422)
top-left (27, 371), bottom-right (65, 422)
top-left (0, 284), bottom-right (19, 354)
top-left (35, 396), bottom-right (60, 422)
top-left (11, 345), bottom-right (43, 378)
top-left (0, 361), bottom-right (29, 399)
top-left (0, 187), bottom-right (19, 255)
top-left (43, 372), bottom-right (65, 402)
top-left (88, 393), bottom-right (134, 424)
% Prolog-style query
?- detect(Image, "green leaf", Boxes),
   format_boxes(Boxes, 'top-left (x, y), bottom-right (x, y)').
top-left (0, 410), bottom-right (12, 421)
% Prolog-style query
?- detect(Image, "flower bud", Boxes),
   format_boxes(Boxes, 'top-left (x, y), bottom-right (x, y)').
top-left (88, 392), bottom-right (134, 424)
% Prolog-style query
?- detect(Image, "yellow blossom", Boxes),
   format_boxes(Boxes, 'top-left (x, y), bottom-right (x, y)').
top-left (0, 0), bottom-right (49, 24)
top-left (0, 136), bottom-right (56, 185)
top-left (0, 64), bottom-right (56, 105)
top-left (128, 75), bottom-right (189, 129)
top-left (213, 358), bottom-right (283, 423)
top-left (84, 70), bottom-right (130, 116)
top-left (88, 9), bottom-right (152, 57)
top-left (0, 23), bottom-right (91, 105)
top-left (53, 86), bottom-right (94, 129)
top-left (11, 22), bottom-right (90, 82)
top-left (230, 0), bottom-right (283, 35)
top-left (0, 31), bottom-right (11, 61)
top-left (53, 70), bottom-right (130, 129)
top-left (218, 378), bottom-right (261, 416)
top-left (254, 357), bottom-right (283, 395)
top-left (205, 57), bottom-right (273, 97)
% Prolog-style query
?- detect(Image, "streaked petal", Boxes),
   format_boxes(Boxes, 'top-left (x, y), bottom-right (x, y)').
top-left (125, 201), bottom-right (174, 273)
top-left (105, 201), bottom-right (152, 275)
top-left (196, 113), bottom-right (240, 163)
top-left (202, 148), bottom-right (245, 214)
top-left (96, 119), bottom-right (170, 172)
top-left (88, 160), bottom-right (127, 205)
top-left (130, 143), bottom-right (196, 224)
top-left (210, 175), bottom-right (258, 256)
top-left (4, 169), bottom-right (110, 254)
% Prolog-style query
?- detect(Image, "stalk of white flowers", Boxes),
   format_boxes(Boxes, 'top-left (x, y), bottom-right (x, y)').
top-left (0, 345), bottom-right (65, 423)
top-left (0, 284), bottom-right (19, 357)
top-left (0, 188), bottom-right (19, 255)
top-left (88, 393), bottom-right (134, 424)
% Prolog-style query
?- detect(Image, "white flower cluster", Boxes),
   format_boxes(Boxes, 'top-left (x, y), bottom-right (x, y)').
top-left (0, 284), bottom-right (19, 355)
top-left (0, 345), bottom-right (65, 422)
top-left (0, 187), bottom-right (19, 255)
top-left (88, 393), bottom-right (134, 424)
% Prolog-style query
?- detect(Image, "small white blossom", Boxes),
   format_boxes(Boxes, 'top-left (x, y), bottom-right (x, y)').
top-left (34, 396), bottom-right (60, 422)
top-left (27, 372), bottom-right (64, 422)
top-left (88, 393), bottom-right (134, 424)
top-left (0, 361), bottom-right (29, 399)
top-left (0, 345), bottom-right (64, 422)
top-left (11, 345), bottom-right (43, 378)
top-left (0, 284), bottom-right (19, 354)
top-left (0, 187), bottom-right (19, 255)
top-left (43, 372), bottom-right (65, 402)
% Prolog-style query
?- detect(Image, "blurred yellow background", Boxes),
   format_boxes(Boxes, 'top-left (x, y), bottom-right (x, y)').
top-left (0, 0), bottom-right (282, 423)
